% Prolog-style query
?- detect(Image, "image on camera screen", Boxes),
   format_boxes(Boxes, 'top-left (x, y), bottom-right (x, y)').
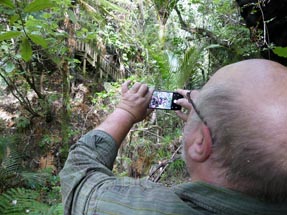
top-left (149, 91), bottom-right (173, 109)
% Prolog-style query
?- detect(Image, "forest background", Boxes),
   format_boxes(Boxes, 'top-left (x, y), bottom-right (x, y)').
top-left (0, 0), bottom-right (286, 214)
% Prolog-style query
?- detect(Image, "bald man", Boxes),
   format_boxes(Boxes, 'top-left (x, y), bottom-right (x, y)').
top-left (60, 59), bottom-right (287, 215)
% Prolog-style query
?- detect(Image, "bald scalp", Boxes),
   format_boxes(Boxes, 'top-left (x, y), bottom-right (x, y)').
top-left (196, 59), bottom-right (287, 202)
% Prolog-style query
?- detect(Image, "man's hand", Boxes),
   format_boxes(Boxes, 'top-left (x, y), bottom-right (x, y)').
top-left (96, 81), bottom-right (153, 146)
top-left (174, 89), bottom-right (199, 122)
top-left (117, 80), bottom-right (154, 123)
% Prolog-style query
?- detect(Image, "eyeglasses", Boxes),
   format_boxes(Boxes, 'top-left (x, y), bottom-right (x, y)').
top-left (186, 91), bottom-right (215, 144)
top-left (186, 91), bottom-right (208, 126)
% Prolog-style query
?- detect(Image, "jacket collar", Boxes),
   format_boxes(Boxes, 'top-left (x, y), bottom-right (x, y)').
top-left (173, 182), bottom-right (287, 215)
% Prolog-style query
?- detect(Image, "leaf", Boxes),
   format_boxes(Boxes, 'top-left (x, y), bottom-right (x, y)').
top-left (24, 0), bottom-right (54, 12)
top-left (67, 9), bottom-right (77, 24)
top-left (20, 38), bottom-right (32, 62)
top-left (99, 0), bottom-right (126, 13)
top-left (0, 31), bottom-right (21, 41)
top-left (9, 14), bottom-right (20, 25)
top-left (28, 34), bottom-right (48, 48)
top-left (4, 62), bottom-right (15, 73)
top-left (273, 47), bottom-right (287, 58)
top-left (0, 0), bottom-right (15, 8)
top-left (205, 44), bottom-right (222, 49)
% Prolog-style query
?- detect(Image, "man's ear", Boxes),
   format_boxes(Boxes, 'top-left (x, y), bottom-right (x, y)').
top-left (187, 124), bottom-right (212, 162)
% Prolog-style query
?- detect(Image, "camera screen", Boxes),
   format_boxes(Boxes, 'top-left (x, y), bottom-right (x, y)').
top-left (149, 91), bottom-right (174, 109)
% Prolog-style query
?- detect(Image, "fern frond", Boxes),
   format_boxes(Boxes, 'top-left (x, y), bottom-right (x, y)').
top-left (21, 170), bottom-right (53, 190)
top-left (0, 188), bottom-right (49, 215)
top-left (0, 150), bottom-right (22, 192)
top-left (0, 137), bottom-right (8, 161)
top-left (0, 135), bottom-right (20, 161)
top-left (2, 151), bottom-right (22, 171)
top-left (46, 203), bottom-right (63, 215)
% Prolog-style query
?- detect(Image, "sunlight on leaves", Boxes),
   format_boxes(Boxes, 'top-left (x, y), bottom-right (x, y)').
top-left (24, 0), bottom-right (54, 13)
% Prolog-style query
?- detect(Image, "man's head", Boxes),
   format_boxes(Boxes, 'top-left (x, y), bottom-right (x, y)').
top-left (183, 59), bottom-right (287, 202)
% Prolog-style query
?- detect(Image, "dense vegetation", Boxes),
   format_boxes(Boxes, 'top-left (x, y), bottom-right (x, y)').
top-left (0, 0), bottom-right (283, 214)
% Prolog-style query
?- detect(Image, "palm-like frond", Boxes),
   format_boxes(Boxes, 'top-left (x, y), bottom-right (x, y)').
top-left (176, 46), bottom-right (205, 89)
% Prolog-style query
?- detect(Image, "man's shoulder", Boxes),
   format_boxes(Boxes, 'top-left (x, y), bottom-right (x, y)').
top-left (84, 177), bottom-right (202, 215)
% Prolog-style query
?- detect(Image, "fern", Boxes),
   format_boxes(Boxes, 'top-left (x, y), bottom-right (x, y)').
top-left (0, 136), bottom-right (19, 161)
top-left (0, 188), bottom-right (47, 214)
top-left (0, 188), bottom-right (63, 215)
top-left (0, 150), bottom-right (22, 193)
top-left (46, 203), bottom-right (63, 215)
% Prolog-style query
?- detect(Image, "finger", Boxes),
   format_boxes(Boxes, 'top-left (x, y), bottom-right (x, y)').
top-left (130, 82), bottom-right (141, 92)
top-left (175, 110), bottom-right (188, 122)
top-left (146, 87), bottom-right (154, 99)
top-left (122, 80), bottom-right (132, 94)
top-left (176, 89), bottom-right (190, 97)
top-left (176, 89), bottom-right (200, 99)
top-left (144, 88), bottom-right (154, 106)
top-left (174, 98), bottom-right (192, 110)
top-left (138, 84), bottom-right (148, 96)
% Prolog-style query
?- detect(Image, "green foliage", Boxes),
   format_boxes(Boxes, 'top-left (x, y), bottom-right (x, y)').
top-left (0, 188), bottom-right (63, 215)
top-left (22, 168), bottom-right (62, 205)
top-left (15, 116), bottom-right (30, 131)
top-left (0, 188), bottom-right (47, 214)
top-left (28, 34), bottom-right (48, 48)
top-left (148, 49), bottom-right (171, 84)
top-left (160, 159), bottom-right (187, 185)
top-left (0, 31), bottom-right (21, 41)
top-left (161, 0), bottom-right (259, 89)
top-left (273, 47), bottom-right (287, 58)
top-left (0, 134), bottom-right (62, 214)
top-left (0, 137), bottom-right (9, 160)
top-left (0, 144), bottom-right (22, 192)
top-left (153, 0), bottom-right (179, 25)
top-left (20, 37), bottom-right (33, 62)
top-left (176, 47), bottom-right (203, 88)
top-left (0, 0), bottom-right (56, 62)
top-left (24, 0), bottom-right (54, 13)
top-left (0, 0), bottom-right (15, 9)
top-left (0, 0), bottom-right (265, 210)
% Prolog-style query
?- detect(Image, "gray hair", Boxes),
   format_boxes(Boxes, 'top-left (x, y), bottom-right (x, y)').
top-left (196, 83), bottom-right (287, 202)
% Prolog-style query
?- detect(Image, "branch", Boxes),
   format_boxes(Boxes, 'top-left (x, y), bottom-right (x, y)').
top-left (148, 144), bottom-right (182, 182)
top-left (0, 68), bottom-right (41, 118)
top-left (19, 62), bottom-right (45, 100)
top-left (174, 5), bottom-right (230, 48)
